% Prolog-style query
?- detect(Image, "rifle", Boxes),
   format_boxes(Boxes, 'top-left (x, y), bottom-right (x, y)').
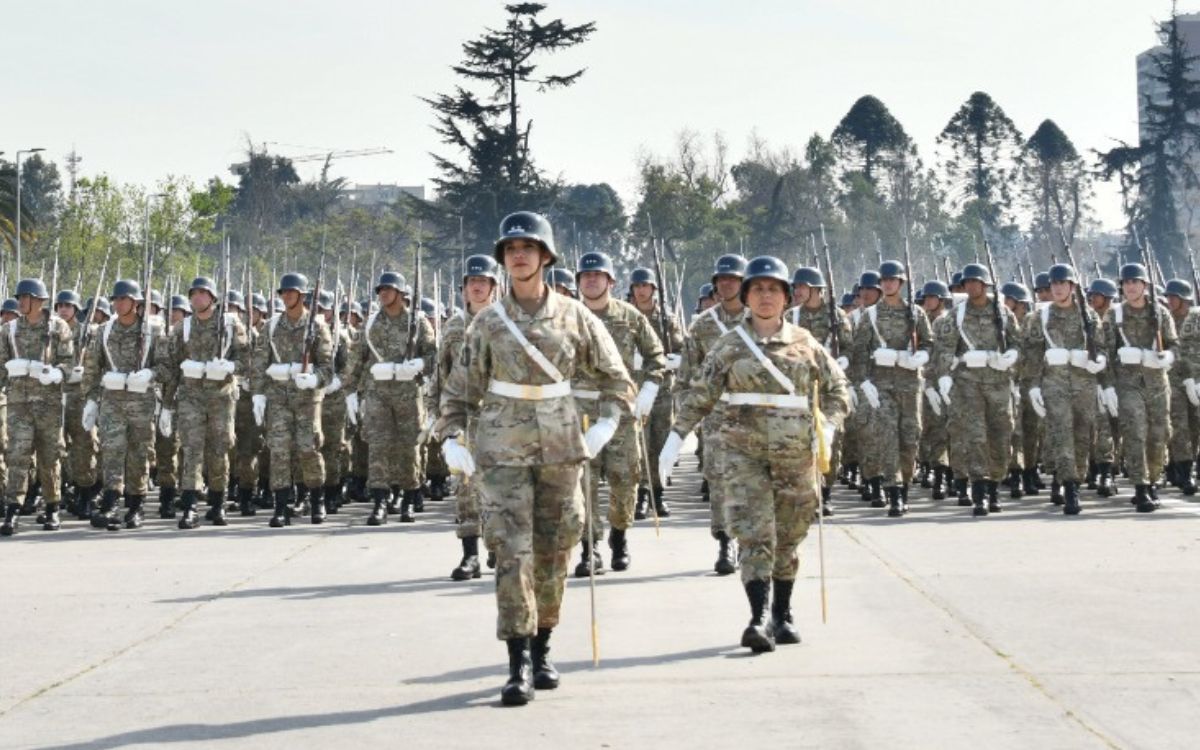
top-left (902, 232), bottom-right (917, 352)
top-left (302, 230), bottom-right (328, 373)
top-left (650, 239), bottom-right (674, 357)
top-left (979, 232), bottom-right (1007, 353)
top-left (42, 246), bottom-right (60, 363)
top-left (1088, 242), bottom-right (1103, 279)
top-left (1187, 238), bottom-right (1200, 296)
top-left (405, 222), bottom-right (423, 361)
top-left (138, 238), bottom-right (155, 369)
top-left (330, 261), bottom-right (344, 368)
top-left (244, 260), bottom-right (254, 382)
top-left (1132, 227), bottom-right (1163, 350)
top-left (218, 235), bottom-right (232, 358)
top-left (873, 232), bottom-right (884, 266)
top-left (1059, 228), bottom-right (1097, 360)
top-left (820, 224), bottom-right (840, 358)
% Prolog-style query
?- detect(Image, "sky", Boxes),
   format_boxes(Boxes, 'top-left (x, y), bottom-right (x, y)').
top-left (2, 0), bottom-right (1177, 231)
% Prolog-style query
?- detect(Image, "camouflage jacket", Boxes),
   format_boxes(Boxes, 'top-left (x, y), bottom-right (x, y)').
top-left (1176, 308), bottom-right (1200, 384)
top-left (435, 287), bottom-right (635, 467)
top-left (83, 316), bottom-right (171, 404)
top-left (1022, 302), bottom-right (1110, 387)
top-left (787, 301), bottom-right (853, 361)
top-left (63, 318), bottom-right (93, 393)
top-left (161, 311), bottom-right (248, 406)
top-left (931, 296), bottom-right (1021, 384)
top-left (1103, 300), bottom-right (1178, 389)
top-left (575, 297), bottom-right (666, 394)
top-left (684, 303), bottom-right (746, 390)
top-left (1169, 309), bottom-right (1198, 385)
top-left (347, 306), bottom-right (436, 398)
top-left (631, 301), bottom-right (684, 389)
top-left (848, 298), bottom-right (933, 385)
top-left (0, 313), bottom-right (75, 404)
top-left (251, 309), bottom-right (334, 400)
top-left (674, 320), bottom-right (850, 453)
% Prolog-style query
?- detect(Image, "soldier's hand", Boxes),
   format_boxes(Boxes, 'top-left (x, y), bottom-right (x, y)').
top-left (633, 381), bottom-right (659, 419)
top-left (937, 375), bottom-right (954, 405)
top-left (657, 431), bottom-right (683, 489)
top-left (923, 387), bottom-right (942, 416)
top-left (158, 409), bottom-right (174, 438)
top-left (583, 416), bottom-right (618, 458)
top-left (36, 366), bottom-right (64, 386)
top-left (292, 372), bottom-right (319, 390)
top-left (82, 399), bottom-right (99, 431)
top-left (1186, 378), bottom-right (1200, 407)
top-left (989, 349), bottom-right (1019, 372)
top-left (1084, 354), bottom-right (1107, 375)
top-left (395, 358), bottom-right (424, 381)
top-left (252, 394), bottom-right (267, 426)
top-left (323, 375), bottom-right (343, 395)
top-left (443, 437), bottom-right (475, 477)
top-left (859, 380), bottom-right (880, 409)
top-left (1100, 386), bottom-right (1119, 417)
top-left (835, 356), bottom-right (849, 372)
top-left (69, 365), bottom-right (84, 384)
top-left (665, 353), bottom-right (683, 371)
top-left (345, 392), bottom-right (360, 425)
top-left (1028, 387), bottom-right (1047, 418)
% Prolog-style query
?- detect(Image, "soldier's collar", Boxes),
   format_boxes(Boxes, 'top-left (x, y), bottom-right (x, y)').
top-left (503, 285), bottom-right (561, 321)
top-left (740, 318), bottom-right (800, 344)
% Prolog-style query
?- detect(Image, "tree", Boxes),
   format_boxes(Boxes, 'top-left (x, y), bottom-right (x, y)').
top-left (421, 2), bottom-right (596, 245)
top-left (936, 91), bottom-right (1024, 228)
top-left (230, 145), bottom-right (301, 245)
top-left (1021, 119), bottom-right (1092, 263)
top-left (550, 183), bottom-right (626, 262)
top-left (831, 95), bottom-right (910, 186)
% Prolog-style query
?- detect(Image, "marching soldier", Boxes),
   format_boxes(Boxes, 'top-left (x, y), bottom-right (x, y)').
top-left (252, 272), bottom-right (334, 526)
top-left (1087, 278), bottom-right (1121, 497)
top-left (1164, 279), bottom-right (1199, 494)
top-left (317, 288), bottom-right (356, 515)
top-left (154, 295), bottom-right (188, 518)
top-left (918, 280), bottom-right (953, 499)
top-left (341, 299), bottom-right (368, 504)
top-left (435, 211), bottom-right (634, 705)
top-left (230, 291), bottom-right (265, 515)
top-left (662, 256), bottom-right (849, 652)
top-left (572, 252), bottom-right (666, 575)
top-left (549, 268), bottom-right (576, 299)
top-left (57, 289), bottom-right (101, 518)
top-left (1001, 282), bottom-right (1034, 498)
top-left (0, 279), bottom-right (74, 535)
top-left (81, 279), bottom-right (169, 530)
top-left (685, 254), bottom-right (748, 575)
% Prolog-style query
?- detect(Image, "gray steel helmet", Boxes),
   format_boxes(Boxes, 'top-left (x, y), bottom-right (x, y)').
top-left (15, 278), bottom-right (49, 300)
top-left (840, 292), bottom-right (857, 307)
top-left (149, 290), bottom-right (164, 309)
top-left (340, 300), bottom-right (363, 319)
top-left (712, 254), bottom-right (749, 284)
top-left (1087, 278), bottom-right (1118, 299)
top-left (698, 282), bottom-right (714, 299)
top-left (739, 255), bottom-right (790, 304)
top-left (915, 287), bottom-right (926, 304)
top-left (420, 297), bottom-right (438, 316)
top-left (576, 251), bottom-right (616, 282)
top-left (548, 267), bottom-right (577, 295)
top-left (86, 297), bottom-right (112, 318)
top-left (858, 271), bottom-right (882, 291)
top-left (277, 272), bottom-right (309, 294)
top-left (494, 211), bottom-right (557, 265)
top-left (189, 276), bottom-right (218, 298)
top-left (921, 280), bottom-right (952, 301)
top-left (375, 271), bottom-right (407, 295)
top-left (1048, 264), bottom-right (1078, 284)
top-left (1, 298), bottom-right (18, 315)
top-left (170, 294), bottom-right (192, 314)
top-left (951, 271), bottom-right (965, 288)
top-left (960, 263), bottom-right (992, 285)
top-left (251, 293), bottom-right (268, 313)
top-left (1033, 271), bottom-right (1051, 291)
top-left (272, 298), bottom-right (285, 314)
top-left (316, 289), bottom-right (334, 310)
top-left (1166, 278), bottom-right (1195, 302)
top-left (110, 279), bottom-right (144, 301)
top-left (878, 260), bottom-right (906, 280)
top-left (1120, 263), bottom-right (1149, 283)
top-left (1001, 281), bottom-right (1031, 304)
top-left (226, 289), bottom-right (246, 310)
top-left (630, 267), bottom-right (656, 288)
top-left (791, 266), bottom-right (826, 288)
top-left (463, 254), bottom-right (500, 283)
top-left (55, 290), bottom-right (83, 309)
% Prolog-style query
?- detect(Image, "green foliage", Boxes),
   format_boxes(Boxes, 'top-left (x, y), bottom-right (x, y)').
top-left (936, 91), bottom-right (1024, 228)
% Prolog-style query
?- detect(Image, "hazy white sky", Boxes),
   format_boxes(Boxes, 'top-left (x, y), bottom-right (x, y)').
top-left (3, 0), bottom-right (1174, 229)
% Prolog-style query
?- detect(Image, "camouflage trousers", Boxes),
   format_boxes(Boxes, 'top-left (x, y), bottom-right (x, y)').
top-left (918, 394), bottom-right (949, 467)
top-left (233, 392), bottom-right (263, 488)
top-left (1021, 389), bottom-right (1044, 471)
top-left (5, 399), bottom-right (63, 504)
top-left (723, 443), bottom-right (818, 585)
top-left (1008, 388), bottom-right (1025, 471)
top-left (64, 389), bottom-right (98, 488)
top-left (178, 386), bottom-right (236, 494)
top-left (97, 392), bottom-right (156, 495)
top-left (701, 406), bottom-right (729, 539)
top-left (1041, 373), bottom-right (1098, 483)
top-left (580, 406), bottom-right (640, 541)
top-left (155, 427), bottom-right (179, 489)
top-left (320, 395), bottom-right (348, 486)
top-left (479, 463), bottom-right (583, 640)
top-left (422, 439), bottom-right (448, 482)
top-left (266, 393), bottom-right (325, 490)
top-left (454, 423), bottom-right (483, 538)
top-left (946, 377), bottom-right (1012, 482)
top-left (1092, 409), bottom-right (1119, 465)
top-left (1117, 381), bottom-right (1171, 485)
top-left (0, 401), bottom-right (7, 495)
top-left (641, 390), bottom-right (674, 492)
top-left (861, 379), bottom-right (921, 486)
top-left (362, 392), bottom-right (421, 491)
top-left (350, 423), bottom-right (368, 480)
top-left (1169, 382), bottom-right (1200, 462)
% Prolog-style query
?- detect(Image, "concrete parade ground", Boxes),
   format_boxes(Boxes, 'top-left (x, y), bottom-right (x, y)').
top-left (2, 440), bottom-right (1199, 750)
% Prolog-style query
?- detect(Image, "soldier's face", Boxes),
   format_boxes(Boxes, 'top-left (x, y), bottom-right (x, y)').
top-left (17, 295), bottom-right (40, 316)
top-left (578, 271), bottom-right (612, 300)
top-left (1, 312), bottom-right (16, 323)
top-left (190, 289), bottom-right (215, 314)
top-left (631, 283), bottom-right (654, 306)
top-left (715, 275), bottom-right (741, 302)
top-left (699, 296), bottom-right (716, 311)
top-left (746, 279), bottom-right (788, 319)
top-left (793, 283), bottom-right (813, 306)
top-left (964, 279), bottom-right (986, 301)
top-left (464, 277), bottom-right (494, 306)
top-left (881, 278), bottom-right (903, 298)
top-left (253, 310), bottom-right (264, 326)
top-left (502, 240), bottom-right (547, 279)
top-left (923, 297), bottom-right (941, 314)
top-left (1122, 279), bottom-right (1146, 303)
top-left (1036, 288), bottom-right (1052, 302)
top-left (1089, 294), bottom-right (1107, 312)
top-left (56, 304), bottom-right (76, 322)
top-left (113, 297), bottom-right (136, 317)
top-left (171, 310), bottom-right (185, 325)
top-left (859, 288), bottom-right (880, 306)
top-left (1050, 280), bottom-right (1074, 305)
top-left (1168, 295), bottom-right (1189, 314)
top-left (281, 289), bottom-right (303, 310)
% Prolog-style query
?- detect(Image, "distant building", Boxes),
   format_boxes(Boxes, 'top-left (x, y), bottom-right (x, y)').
top-left (342, 184), bottom-right (425, 206)
top-left (1136, 13), bottom-right (1200, 142)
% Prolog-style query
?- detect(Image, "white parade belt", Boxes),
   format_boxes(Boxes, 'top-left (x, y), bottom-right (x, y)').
top-left (724, 392), bottom-right (810, 411)
top-left (570, 389), bottom-right (601, 400)
top-left (487, 379), bottom-right (572, 400)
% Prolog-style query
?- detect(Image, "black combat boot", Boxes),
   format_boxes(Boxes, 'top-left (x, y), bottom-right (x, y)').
top-left (932, 466), bottom-right (947, 500)
top-left (714, 532), bottom-right (737, 576)
top-left (451, 536), bottom-right (482, 581)
top-left (345, 475), bottom-right (364, 503)
top-left (531, 627), bottom-right (559, 690)
top-left (399, 489), bottom-right (419, 523)
top-left (869, 477), bottom-right (885, 508)
top-left (309, 486), bottom-right (326, 524)
top-left (1063, 480), bottom-right (1081, 515)
top-left (700, 477), bottom-right (710, 502)
top-left (123, 495), bottom-right (145, 529)
top-left (42, 503), bottom-right (61, 531)
top-left (573, 540), bottom-right (605, 578)
top-left (237, 486), bottom-right (256, 516)
top-left (986, 481), bottom-right (1002, 513)
top-left (178, 490), bottom-right (200, 530)
top-left (956, 478), bottom-right (971, 507)
top-left (157, 485), bottom-right (177, 519)
top-left (255, 476), bottom-right (273, 508)
top-left (821, 485), bottom-right (834, 517)
top-left (1181, 461), bottom-right (1198, 496)
top-left (740, 579), bottom-right (775, 653)
top-left (886, 486), bottom-right (903, 518)
top-left (634, 486), bottom-right (650, 520)
top-left (1009, 469), bottom-right (1024, 499)
top-left (324, 483), bottom-right (342, 514)
top-left (1022, 468), bottom-right (1040, 496)
top-left (846, 463), bottom-right (860, 490)
top-left (292, 485), bottom-right (309, 517)
top-left (1051, 480), bottom-right (1064, 506)
top-left (653, 487), bottom-right (671, 517)
top-left (205, 490), bottom-right (227, 526)
top-left (1087, 460), bottom-right (1099, 490)
top-left (500, 637), bottom-right (535, 706)
top-left (486, 548), bottom-right (497, 569)
top-left (609, 527), bottom-right (630, 571)
top-left (269, 488), bottom-right (293, 528)
top-left (0, 503), bottom-right (20, 536)
top-left (771, 578), bottom-right (801, 645)
top-left (1149, 483), bottom-right (1160, 502)
top-left (971, 481), bottom-right (988, 517)
top-left (20, 480), bottom-right (42, 516)
top-left (428, 476), bottom-right (448, 501)
top-left (918, 462), bottom-right (932, 488)
top-left (367, 488), bottom-right (389, 526)
top-left (76, 482), bottom-right (100, 520)
top-left (92, 489), bottom-right (120, 529)
top-left (1134, 484), bottom-right (1158, 513)
top-left (1097, 462), bottom-right (1116, 497)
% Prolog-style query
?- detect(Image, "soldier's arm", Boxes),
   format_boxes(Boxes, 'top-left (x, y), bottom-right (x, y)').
top-left (1023, 311), bottom-right (1047, 385)
top-left (82, 333), bottom-right (103, 403)
top-left (581, 309), bottom-right (636, 421)
top-left (915, 306), bottom-right (934, 353)
top-left (1092, 309), bottom-right (1113, 389)
top-left (226, 317), bottom-right (248, 376)
top-left (847, 314), bottom-right (871, 383)
top-left (151, 328), bottom-right (175, 402)
top-left (836, 308), bottom-right (854, 357)
top-left (313, 321), bottom-right (334, 388)
top-left (435, 321), bottom-right (487, 440)
top-left (930, 315), bottom-right (957, 380)
top-left (250, 324), bottom-right (272, 396)
top-left (53, 319), bottom-right (74, 370)
top-left (417, 317), bottom-right (437, 377)
top-left (673, 342), bottom-right (730, 435)
top-left (1162, 307), bottom-right (1180, 354)
top-left (634, 311), bottom-right (667, 385)
top-left (812, 342), bottom-right (851, 430)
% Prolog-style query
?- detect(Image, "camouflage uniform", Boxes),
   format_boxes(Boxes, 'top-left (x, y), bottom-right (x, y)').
top-left (440, 308), bottom-right (481, 539)
top-left (232, 323), bottom-right (264, 503)
top-left (435, 288), bottom-right (635, 641)
top-left (788, 301), bottom-right (853, 494)
top-left (918, 309), bottom-right (950, 473)
top-left (320, 323), bottom-right (356, 504)
top-left (634, 302), bottom-right (685, 497)
top-left (63, 318), bottom-right (99, 497)
top-left (1168, 307), bottom-right (1200, 468)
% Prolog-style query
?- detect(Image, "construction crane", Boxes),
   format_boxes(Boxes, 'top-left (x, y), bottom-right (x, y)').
top-left (229, 144), bottom-right (392, 173)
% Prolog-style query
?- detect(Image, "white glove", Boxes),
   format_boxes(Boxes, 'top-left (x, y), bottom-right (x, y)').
top-left (665, 353), bottom-right (682, 371)
top-left (126, 368), bottom-right (155, 388)
top-left (835, 356), bottom-right (850, 371)
top-left (4, 358), bottom-right (31, 377)
top-left (417, 415), bottom-right (435, 444)
top-left (266, 362), bottom-right (292, 382)
top-left (252, 394), bottom-right (267, 426)
top-left (369, 362), bottom-right (395, 381)
top-left (989, 349), bottom-right (1019, 371)
top-left (657, 431), bottom-right (684, 489)
top-left (345, 392), bottom-right (360, 425)
top-left (633, 381), bottom-right (660, 419)
top-left (1158, 350), bottom-right (1175, 369)
top-left (848, 387), bottom-right (859, 410)
top-left (292, 371), bottom-right (319, 390)
top-left (1187, 378), bottom-right (1200, 407)
top-left (899, 350), bottom-right (929, 370)
top-left (68, 365), bottom-right (84, 384)
top-left (860, 380), bottom-right (880, 409)
top-left (1101, 386), bottom-right (1119, 417)
top-left (37, 366), bottom-right (64, 386)
top-left (1011, 382), bottom-right (1021, 403)
top-left (923, 387), bottom-right (942, 416)
top-left (443, 437), bottom-right (476, 477)
top-left (82, 399), bottom-right (99, 431)
top-left (323, 374), bottom-right (343, 395)
top-left (1028, 387), bottom-right (1047, 418)
top-left (158, 408), bottom-right (173, 438)
top-left (394, 358), bottom-right (424, 381)
top-left (821, 424), bottom-right (837, 452)
top-left (583, 416), bottom-right (619, 458)
top-left (1085, 354), bottom-right (1108, 375)
top-left (938, 375), bottom-right (954, 404)
top-left (204, 358), bottom-right (236, 381)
